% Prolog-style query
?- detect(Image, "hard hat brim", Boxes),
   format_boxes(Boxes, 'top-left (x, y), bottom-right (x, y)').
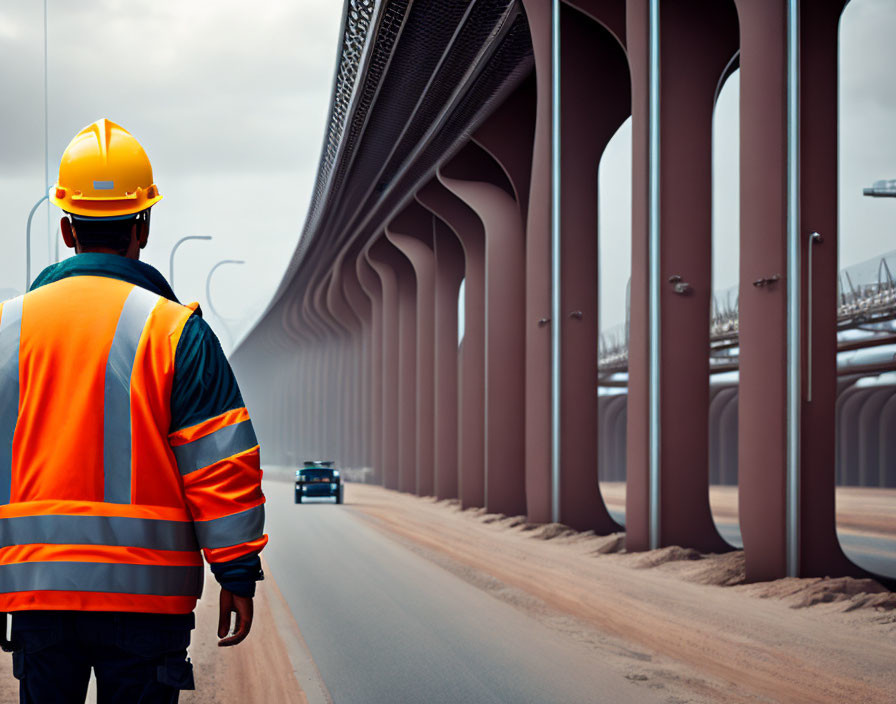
top-left (50, 189), bottom-right (162, 218)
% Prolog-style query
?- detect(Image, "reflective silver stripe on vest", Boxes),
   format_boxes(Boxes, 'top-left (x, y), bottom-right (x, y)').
top-left (0, 296), bottom-right (24, 506)
top-left (104, 287), bottom-right (160, 504)
top-left (172, 419), bottom-right (258, 476)
top-left (194, 503), bottom-right (264, 550)
top-left (0, 514), bottom-right (198, 552)
top-left (0, 561), bottom-right (203, 597)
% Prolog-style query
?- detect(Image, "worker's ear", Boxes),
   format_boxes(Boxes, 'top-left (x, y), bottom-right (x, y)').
top-left (136, 218), bottom-right (149, 250)
top-left (60, 216), bottom-right (77, 250)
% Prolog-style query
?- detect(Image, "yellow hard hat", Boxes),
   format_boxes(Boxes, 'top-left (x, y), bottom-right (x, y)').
top-left (50, 118), bottom-right (162, 218)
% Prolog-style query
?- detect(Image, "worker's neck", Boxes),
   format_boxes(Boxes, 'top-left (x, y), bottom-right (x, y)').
top-left (75, 247), bottom-right (140, 260)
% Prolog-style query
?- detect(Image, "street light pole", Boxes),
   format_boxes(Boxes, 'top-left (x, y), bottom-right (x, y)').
top-left (169, 235), bottom-right (212, 289)
top-left (43, 0), bottom-right (50, 267)
top-left (205, 259), bottom-right (245, 350)
top-left (25, 194), bottom-right (49, 291)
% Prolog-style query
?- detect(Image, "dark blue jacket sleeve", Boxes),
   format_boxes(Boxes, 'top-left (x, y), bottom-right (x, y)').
top-left (172, 315), bottom-right (263, 597)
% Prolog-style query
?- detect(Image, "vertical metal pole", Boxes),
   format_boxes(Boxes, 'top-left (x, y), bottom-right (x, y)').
top-left (648, 0), bottom-right (662, 550)
top-left (786, 0), bottom-right (801, 578)
top-left (550, 0), bottom-right (562, 523)
top-left (44, 0), bottom-right (50, 260)
top-left (806, 231), bottom-right (821, 402)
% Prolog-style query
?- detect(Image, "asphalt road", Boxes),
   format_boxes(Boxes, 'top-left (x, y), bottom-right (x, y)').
top-left (608, 510), bottom-right (896, 579)
top-left (262, 480), bottom-right (664, 704)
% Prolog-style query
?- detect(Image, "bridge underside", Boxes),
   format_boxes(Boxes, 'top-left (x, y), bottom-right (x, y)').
top-left (233, 0), bottom-right (892, 585)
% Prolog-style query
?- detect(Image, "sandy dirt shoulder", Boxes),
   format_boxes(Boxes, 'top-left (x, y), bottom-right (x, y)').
top-left (346, 482), bottom-right (896, 704)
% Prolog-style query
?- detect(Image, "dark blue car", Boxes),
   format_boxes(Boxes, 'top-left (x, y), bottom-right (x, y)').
top-left (295, 461), bottom-right (343, 504)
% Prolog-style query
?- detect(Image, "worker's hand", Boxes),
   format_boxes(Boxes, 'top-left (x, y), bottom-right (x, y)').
top-left (217, 588), bottom-right (254, 647)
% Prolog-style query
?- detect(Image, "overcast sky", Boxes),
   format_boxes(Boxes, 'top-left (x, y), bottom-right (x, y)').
top-left (0, 0), bottom-right (342, 349)
top-left (1, 0), bottom-right (894, 346)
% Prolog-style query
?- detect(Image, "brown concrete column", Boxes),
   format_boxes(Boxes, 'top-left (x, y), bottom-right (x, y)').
top-left (735, 0), bottom-right (859, 580)
top-left (430, 214), bottom-right (465, 500)
top-left (441, 143), bottom-right (527, 518)
top-left (626, 0), bottom-right (737, 553)
top-left (300, 291), bottom-right (327, 459)
top-left (370, 236), bottom-right (418, 494)
top-left (313, 276), bottom-right (345, 461)
top-left (357, 254), bottom-right (385, 484)
top-left (343, 253), bottom-right (374, 475)
top-left (417, 180), bottom-right (486, 509)
top-left (286, 303), bottom-right (317, 463)
top-left (549, 5), bottom-right (630, 532)
top-left (366, 239), bottom-right (401, 490)
top-left (327, 254), bottom-right (364, 468)
top-left (797, 0), bottom-right (857, 577)
top-left (394, 248), bottom-right (418, 494)
top-left (518, 0), bottom-right (553, 524)
top-left (386, 203), bottom-right (436, 497)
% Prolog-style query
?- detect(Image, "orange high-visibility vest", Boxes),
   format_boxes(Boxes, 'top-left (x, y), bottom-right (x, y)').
top-left (0, 276), bottom-right (266, 614)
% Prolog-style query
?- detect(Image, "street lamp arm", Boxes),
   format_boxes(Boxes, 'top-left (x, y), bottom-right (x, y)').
top-left (169, 235), bottom-right (213, 289)
top-left (205, 259), bottom-right (245, 324)
top-left (25, 194), bottom-right (49, 291)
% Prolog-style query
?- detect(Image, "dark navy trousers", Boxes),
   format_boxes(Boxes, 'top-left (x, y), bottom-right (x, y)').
top-left (9, 611), bottom-right (195, 704)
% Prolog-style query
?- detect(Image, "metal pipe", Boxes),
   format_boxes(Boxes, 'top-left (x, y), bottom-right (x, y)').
top-left (550, 0), bottom-right (562, 524)
top-left (806, 232), bottom-right (822, 402)
top-left (169, 235), bottom-right (212, 289)
top-left (44, 0), bottom-right (50, 263)
top-left (786, 0), bottom-right (801, 578)
top-left (648, 0), bottom-right (662, 550)
top-left (25, 195), bottom-right (49, 291)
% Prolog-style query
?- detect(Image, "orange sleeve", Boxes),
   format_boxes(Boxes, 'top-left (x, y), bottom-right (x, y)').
top-left (169, 409), bottom-right (267, 563)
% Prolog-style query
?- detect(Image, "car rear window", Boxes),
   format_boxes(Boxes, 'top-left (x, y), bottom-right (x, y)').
top-left (299, 468), bottom-right (334, 481)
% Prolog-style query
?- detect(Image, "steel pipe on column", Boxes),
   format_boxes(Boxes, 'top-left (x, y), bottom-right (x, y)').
top-left (626, 0), bottom-right (737, 553)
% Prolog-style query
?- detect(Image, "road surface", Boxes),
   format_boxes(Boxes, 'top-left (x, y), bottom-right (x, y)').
top-left (262, 480), bottom-right (666, 704)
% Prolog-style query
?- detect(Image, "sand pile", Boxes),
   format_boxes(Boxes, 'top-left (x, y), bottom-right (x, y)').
top-left (738, 575), bottom-right (896, 611)
top-left (679, 550), bottom-right (747, 586)
top-left (628, 545), bottom-right (703, 568)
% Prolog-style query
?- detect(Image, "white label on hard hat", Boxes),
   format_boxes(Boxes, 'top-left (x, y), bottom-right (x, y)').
top-left (93, 180), bottom-right (115, 190)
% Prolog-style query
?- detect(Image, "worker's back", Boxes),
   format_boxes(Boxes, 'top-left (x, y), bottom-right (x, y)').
top-left (0, 274), bottom-right (217, 614)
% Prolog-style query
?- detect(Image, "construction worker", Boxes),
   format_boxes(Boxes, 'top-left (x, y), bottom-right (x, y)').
top-left (0, 119), bottom-right (267, 702)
